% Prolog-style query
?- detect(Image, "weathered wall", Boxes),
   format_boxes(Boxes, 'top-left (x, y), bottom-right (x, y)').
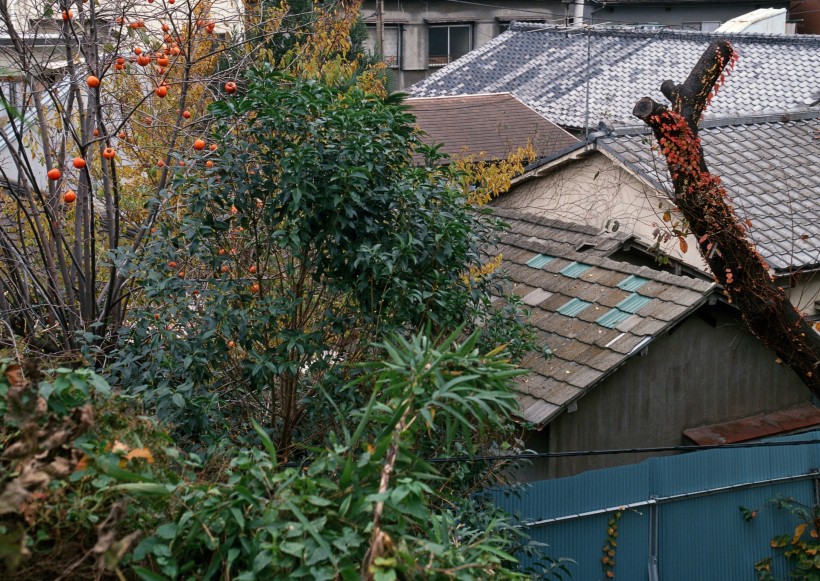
top-left (519, 303), bottom-right (812, 480)
top-left (497, 151), bottom-right (704, 267)
top-left (590, 4), bottom-right (788, 30)
top-left (782, 272), bottom-right (820, 316)
top-left (361, 0), bottom-right (567, 88)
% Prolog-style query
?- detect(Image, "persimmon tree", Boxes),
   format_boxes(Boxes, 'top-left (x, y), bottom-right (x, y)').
top-left (0, 0), bottom-right (244, 354)
top-left (0, 0), bottom-right (367, 355)
top-left (633, 41), bottom-right (820, 395)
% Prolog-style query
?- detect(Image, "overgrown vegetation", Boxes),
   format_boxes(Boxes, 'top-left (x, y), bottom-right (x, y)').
top-left (0, 328), bottom-right (569, 579)
top-left (754, 496), bottom-right (820, 581)
top-left (0, 2), bottom-right (566, 578)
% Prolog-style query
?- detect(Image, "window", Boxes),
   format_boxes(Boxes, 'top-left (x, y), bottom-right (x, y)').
top-left (683, 21), bottom-right (721, 32)
top-left (365, 25), bottom-right (401, 68)
top-left (428, 24), bottom-right (471, 67)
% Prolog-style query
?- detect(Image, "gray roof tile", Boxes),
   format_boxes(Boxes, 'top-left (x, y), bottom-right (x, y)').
top-left (598, 116), bottom-right (820, 271)
top-left (497, 211), bottom-right (716, 427)
top-left (410, 25), bottom-right (820, 130)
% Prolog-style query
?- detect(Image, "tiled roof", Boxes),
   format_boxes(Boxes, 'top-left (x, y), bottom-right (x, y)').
top-left (598, 113), bottom-right (820, 272)
top-left (496, 210), bottom-right (716, 427)
top-left (493, 207), bottom-right (633, 258)
top-left (410, 24), bottom-right (820, 130)
top-left (407, 93), bottom-right (579, 162)
top-left (683, 402), bottom-right (820, 445)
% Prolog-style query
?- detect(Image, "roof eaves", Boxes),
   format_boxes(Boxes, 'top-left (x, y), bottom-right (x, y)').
top-left (596, 140), bottom-right (670, 195)
top-left (513, 140), bottom-right (596, 186)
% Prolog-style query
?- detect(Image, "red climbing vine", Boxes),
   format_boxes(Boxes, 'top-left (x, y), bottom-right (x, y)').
top-left (633, 41), bottom-right (820, 396)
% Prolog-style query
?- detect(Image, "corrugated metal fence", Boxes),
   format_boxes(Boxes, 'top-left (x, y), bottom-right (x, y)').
top-left (493, 432), bottom-right (820, 580)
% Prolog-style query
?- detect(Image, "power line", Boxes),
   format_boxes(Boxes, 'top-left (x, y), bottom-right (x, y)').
top-left (279, 438), bottom-right (820, 468)
top-left (427, 438), bottom-right (820, 464)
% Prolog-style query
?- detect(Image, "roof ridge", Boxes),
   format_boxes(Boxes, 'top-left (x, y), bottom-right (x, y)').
top-left (500, 232), bottom-right (715, 292)
top-left (608, 110), bottom-right (819, 138)
top-left (405, 92), bottom-right (513, 103)
top-left (493, 208), bottom-right (607, 237)
top-left (508, 22), bottom-right (820, 45)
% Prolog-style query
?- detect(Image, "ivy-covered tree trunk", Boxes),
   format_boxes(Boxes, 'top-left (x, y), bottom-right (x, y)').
top-left (633, 41), bottom-right (820, 396)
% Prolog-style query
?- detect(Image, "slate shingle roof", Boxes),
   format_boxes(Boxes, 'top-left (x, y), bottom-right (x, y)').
top-left (410, 24), bottom-right (820, 130)
top-left (407, 93), bottom-right (579, 162)
top-left (496, 210), bottom-right (716, 427)
top-left (598, 113), bottom-right (820, 272)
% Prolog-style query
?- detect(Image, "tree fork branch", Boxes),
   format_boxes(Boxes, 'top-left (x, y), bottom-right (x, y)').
top-left (633, 40), bottom-right (820, 396)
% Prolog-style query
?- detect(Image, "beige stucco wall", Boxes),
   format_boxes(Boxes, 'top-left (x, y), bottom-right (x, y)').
top-left (782, 272), bottom-right (820, 315)
top-left (497, 151), bottom-right (706, 269)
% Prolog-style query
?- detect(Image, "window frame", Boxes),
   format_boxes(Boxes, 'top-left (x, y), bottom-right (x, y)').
top-left (365, 24), bottom-right (402, 68)
top-left (427, 23), bottom-right (473, 68)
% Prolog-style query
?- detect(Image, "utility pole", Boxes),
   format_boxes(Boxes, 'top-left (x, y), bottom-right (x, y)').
top-left (376, 0), bottom-right (385, 59)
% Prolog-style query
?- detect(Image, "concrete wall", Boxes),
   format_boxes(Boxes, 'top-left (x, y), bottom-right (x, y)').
top-left (361, 0), bottom-right (568, 88)
top-left (519, 303), bottom-right (812, 480)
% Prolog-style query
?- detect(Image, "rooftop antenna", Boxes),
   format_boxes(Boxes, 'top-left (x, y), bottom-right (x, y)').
top-left (584, 26), bottom-right (591, 140)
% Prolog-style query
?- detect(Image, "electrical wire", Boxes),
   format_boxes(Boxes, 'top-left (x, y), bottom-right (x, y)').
top-left (427, 438), bottom-right (820, 464)
top-left (279, 438), bottom-right (820, 468)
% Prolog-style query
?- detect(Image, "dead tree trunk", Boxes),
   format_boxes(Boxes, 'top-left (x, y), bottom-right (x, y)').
top-left (633, 40), bottom-right (820, 397)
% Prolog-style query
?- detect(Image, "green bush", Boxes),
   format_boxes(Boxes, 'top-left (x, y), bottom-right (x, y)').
top-left (1, 332), bottom-right (569, 580)
top-left (109, 69), bottom-right (536, 452)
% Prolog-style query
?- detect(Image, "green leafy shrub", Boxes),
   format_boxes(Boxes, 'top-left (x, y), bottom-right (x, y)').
top-left (128, 331), bottom-right (555, 580)
top-left (2, 331), bottom-right (567, 580)
top-left (110, 69), bottom-right (536, 453)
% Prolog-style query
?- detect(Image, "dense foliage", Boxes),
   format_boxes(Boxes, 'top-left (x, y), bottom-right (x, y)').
top-left (0, 332), bottom-right (569, 579)
top-left (1, 26), bottom-right (561, 579)
top-left (109, 68), bottom-right (536, 453)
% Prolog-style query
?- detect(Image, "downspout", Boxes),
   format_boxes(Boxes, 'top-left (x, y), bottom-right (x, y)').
top-left (573, 0), bottom-right (585, 25)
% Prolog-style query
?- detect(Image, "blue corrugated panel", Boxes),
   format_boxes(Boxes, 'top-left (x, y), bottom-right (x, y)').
top-left (560, 261), bottom-right (593, 278)
top-left (615, 292), bottom-right (652, 313)
top-left (617, 274), bottom-right (649, 292)
top-left (596, 308), bottom-right (631, 328)
top-left (526, 253), bottom-right (555, 268)
top-left (492, 431), bottom-right (820, 580)
top-left (556, 298), bottom-right (592, 317)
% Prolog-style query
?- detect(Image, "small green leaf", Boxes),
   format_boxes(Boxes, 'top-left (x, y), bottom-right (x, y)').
top-left (133, 567), bottom-right (172, 581)
top-left (230, 506), bottom-right (246, 529)
top-left (251, 419), bottom-right (277, 460)
top-left (279, 541), bottom-right (303, 557)
top-left (155, 523), bottom-right (177, 539)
